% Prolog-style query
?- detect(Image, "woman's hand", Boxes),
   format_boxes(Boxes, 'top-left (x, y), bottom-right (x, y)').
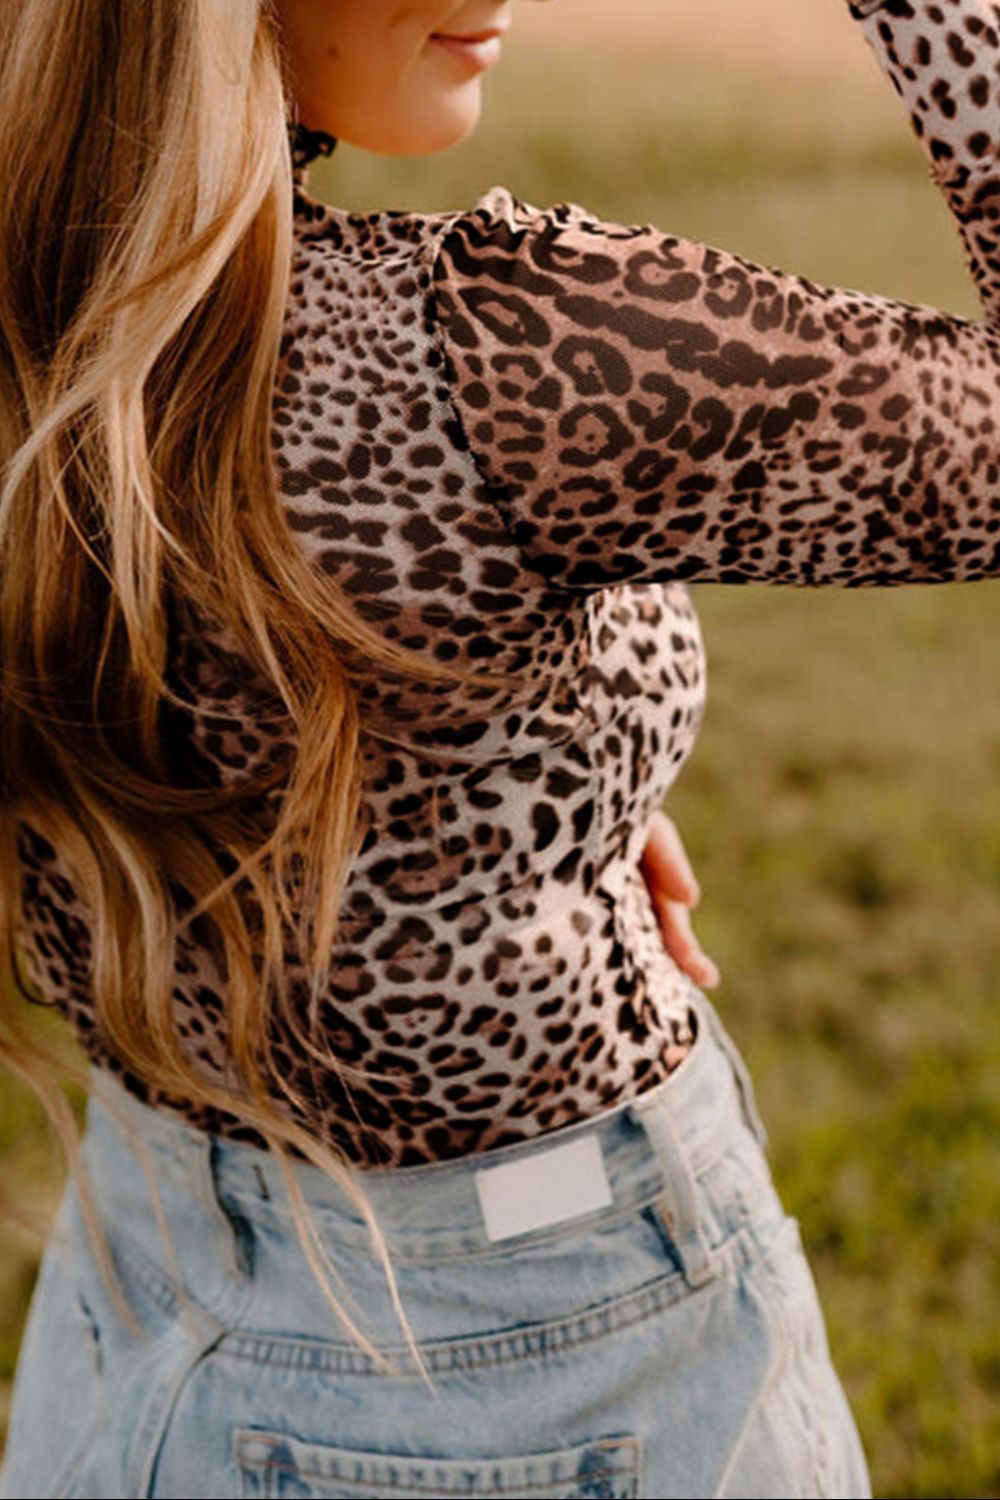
top-left (640, 811), bottom-right (720, 990)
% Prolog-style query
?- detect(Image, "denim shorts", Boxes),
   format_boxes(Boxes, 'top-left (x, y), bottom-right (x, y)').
top-left (0, 990), bottom-right (870, 1500)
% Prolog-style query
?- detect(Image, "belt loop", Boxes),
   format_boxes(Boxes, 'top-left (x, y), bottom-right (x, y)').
top-left (630, 1095), bottom-right (716, 1290)
top-left (694, 993), bottom-right (769, 1151)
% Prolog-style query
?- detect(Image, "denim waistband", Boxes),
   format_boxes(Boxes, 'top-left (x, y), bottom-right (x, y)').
top-left (83, 986), bottom-right (767, 1288)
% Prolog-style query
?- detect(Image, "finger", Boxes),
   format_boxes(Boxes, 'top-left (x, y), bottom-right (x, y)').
top-left (640, 810), bottom-right (701, 906)
top-left (655, 897), bottom-right (721, 988)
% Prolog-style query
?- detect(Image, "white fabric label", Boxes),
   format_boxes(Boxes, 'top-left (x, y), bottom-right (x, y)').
top-left (474, 1134), bottom-right (613, 1243)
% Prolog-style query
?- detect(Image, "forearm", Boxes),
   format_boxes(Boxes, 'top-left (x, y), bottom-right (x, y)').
top-left (850, 0), bottom-right (1000, 325)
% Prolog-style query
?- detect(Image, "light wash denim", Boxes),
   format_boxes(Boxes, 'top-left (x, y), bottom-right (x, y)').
top-left (0, 990), bottom-right (870, 1499)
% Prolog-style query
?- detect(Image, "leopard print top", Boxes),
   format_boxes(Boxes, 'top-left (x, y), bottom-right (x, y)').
top-left (16, 2), bottom-right (1000, 1167)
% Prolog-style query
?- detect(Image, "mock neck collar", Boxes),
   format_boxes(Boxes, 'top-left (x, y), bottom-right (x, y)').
top-left (287, 121), bottom-right (339, 181)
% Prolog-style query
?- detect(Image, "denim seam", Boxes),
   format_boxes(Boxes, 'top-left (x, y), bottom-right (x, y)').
top-left (236, 1431), bottom-right (642, 1494)
top-left (216, 1179), bottom-right (669, 1266)
top-left (346, 1183), bottom-right (674, 1266)
top-left (50, 1403), bottom-right (108, 1500)
top-left (219, 1139), bottom-right (735, 1265)
top-left (114, 1232), bottom-right (182, 1320)
top-left (115, 1218), bottom-right (250, 1333)
top-left (217, 1233), bottom-right (753, 1377)
top-left (239, 1455), bottom-right (640, 1494)
top-left (757, 1219), bottom-right (837, 1498)
top-left (713, 1217), bottom-right (826, 1499)
top-left (124, 1268), bottom-right (256, 1497)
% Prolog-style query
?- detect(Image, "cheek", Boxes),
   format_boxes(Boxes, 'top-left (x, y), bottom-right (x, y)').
top-left (284, 1), bottom-right (485, 156)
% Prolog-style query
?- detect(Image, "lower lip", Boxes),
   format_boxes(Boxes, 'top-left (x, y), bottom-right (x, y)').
top-left (429, 34), bottom-right (503, 72)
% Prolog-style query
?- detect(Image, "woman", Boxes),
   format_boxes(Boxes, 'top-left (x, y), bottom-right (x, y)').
top-left (0, 0), bottom-right (996, 1495)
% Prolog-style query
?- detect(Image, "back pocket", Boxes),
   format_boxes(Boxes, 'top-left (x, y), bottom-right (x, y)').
top-left (235, 1428), bottom-right (642, 1500)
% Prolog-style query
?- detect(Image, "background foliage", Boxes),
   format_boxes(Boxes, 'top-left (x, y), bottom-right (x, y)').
top-left (3, 3), bottom-right (999, 1494)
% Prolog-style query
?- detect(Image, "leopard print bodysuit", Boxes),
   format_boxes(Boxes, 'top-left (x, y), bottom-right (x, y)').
top-left (16, 2), bottom-right (1000, 1166)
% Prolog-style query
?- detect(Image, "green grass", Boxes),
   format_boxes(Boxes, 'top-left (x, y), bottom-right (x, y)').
top-left (673, 584), bottom-right (1000, 1497)
top-left (3, 28), bottom-right (1000, 1499)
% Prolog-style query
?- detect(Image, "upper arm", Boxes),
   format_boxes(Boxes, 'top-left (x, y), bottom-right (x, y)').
top-left (430, 191), bottom-right (1000, 589)
top-left (428, 0), bottom-right (1000, 592)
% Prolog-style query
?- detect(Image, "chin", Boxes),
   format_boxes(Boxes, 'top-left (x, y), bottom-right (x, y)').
top-left (350, 90), bottom-right (483, 158)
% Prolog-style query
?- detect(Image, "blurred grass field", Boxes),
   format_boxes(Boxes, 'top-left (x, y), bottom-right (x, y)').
top-left (3, 2), bottom-right (1000, 1494)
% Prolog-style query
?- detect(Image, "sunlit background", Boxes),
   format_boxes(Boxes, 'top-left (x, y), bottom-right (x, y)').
top-left (3, 3), bottom-right (1000, 1494)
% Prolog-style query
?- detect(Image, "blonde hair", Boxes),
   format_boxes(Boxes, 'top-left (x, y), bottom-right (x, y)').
top-left (0, 0), bottom-right (493, 1376)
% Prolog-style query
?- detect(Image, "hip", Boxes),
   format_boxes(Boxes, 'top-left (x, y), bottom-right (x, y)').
top-left (0, 989), bottom-right (871, 1499)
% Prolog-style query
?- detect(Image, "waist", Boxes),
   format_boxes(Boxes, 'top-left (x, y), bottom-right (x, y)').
top-left (82, 986), bottom-right (763, 1266)
top-left (68, 987), bottom-right (779, 1364)
top-left (47, 865), bottom-right (699, 1166)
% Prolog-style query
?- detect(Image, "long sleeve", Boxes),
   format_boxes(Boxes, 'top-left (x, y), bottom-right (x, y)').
top-left (430, 0), bottom-right (1000, 590)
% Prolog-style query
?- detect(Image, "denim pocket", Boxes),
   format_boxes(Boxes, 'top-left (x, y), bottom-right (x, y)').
top-left (234, 1429), bottom-right (642, 1500)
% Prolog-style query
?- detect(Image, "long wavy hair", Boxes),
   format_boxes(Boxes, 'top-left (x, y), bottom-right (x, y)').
top-left (0, 0), bottom-right (484, 1374)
